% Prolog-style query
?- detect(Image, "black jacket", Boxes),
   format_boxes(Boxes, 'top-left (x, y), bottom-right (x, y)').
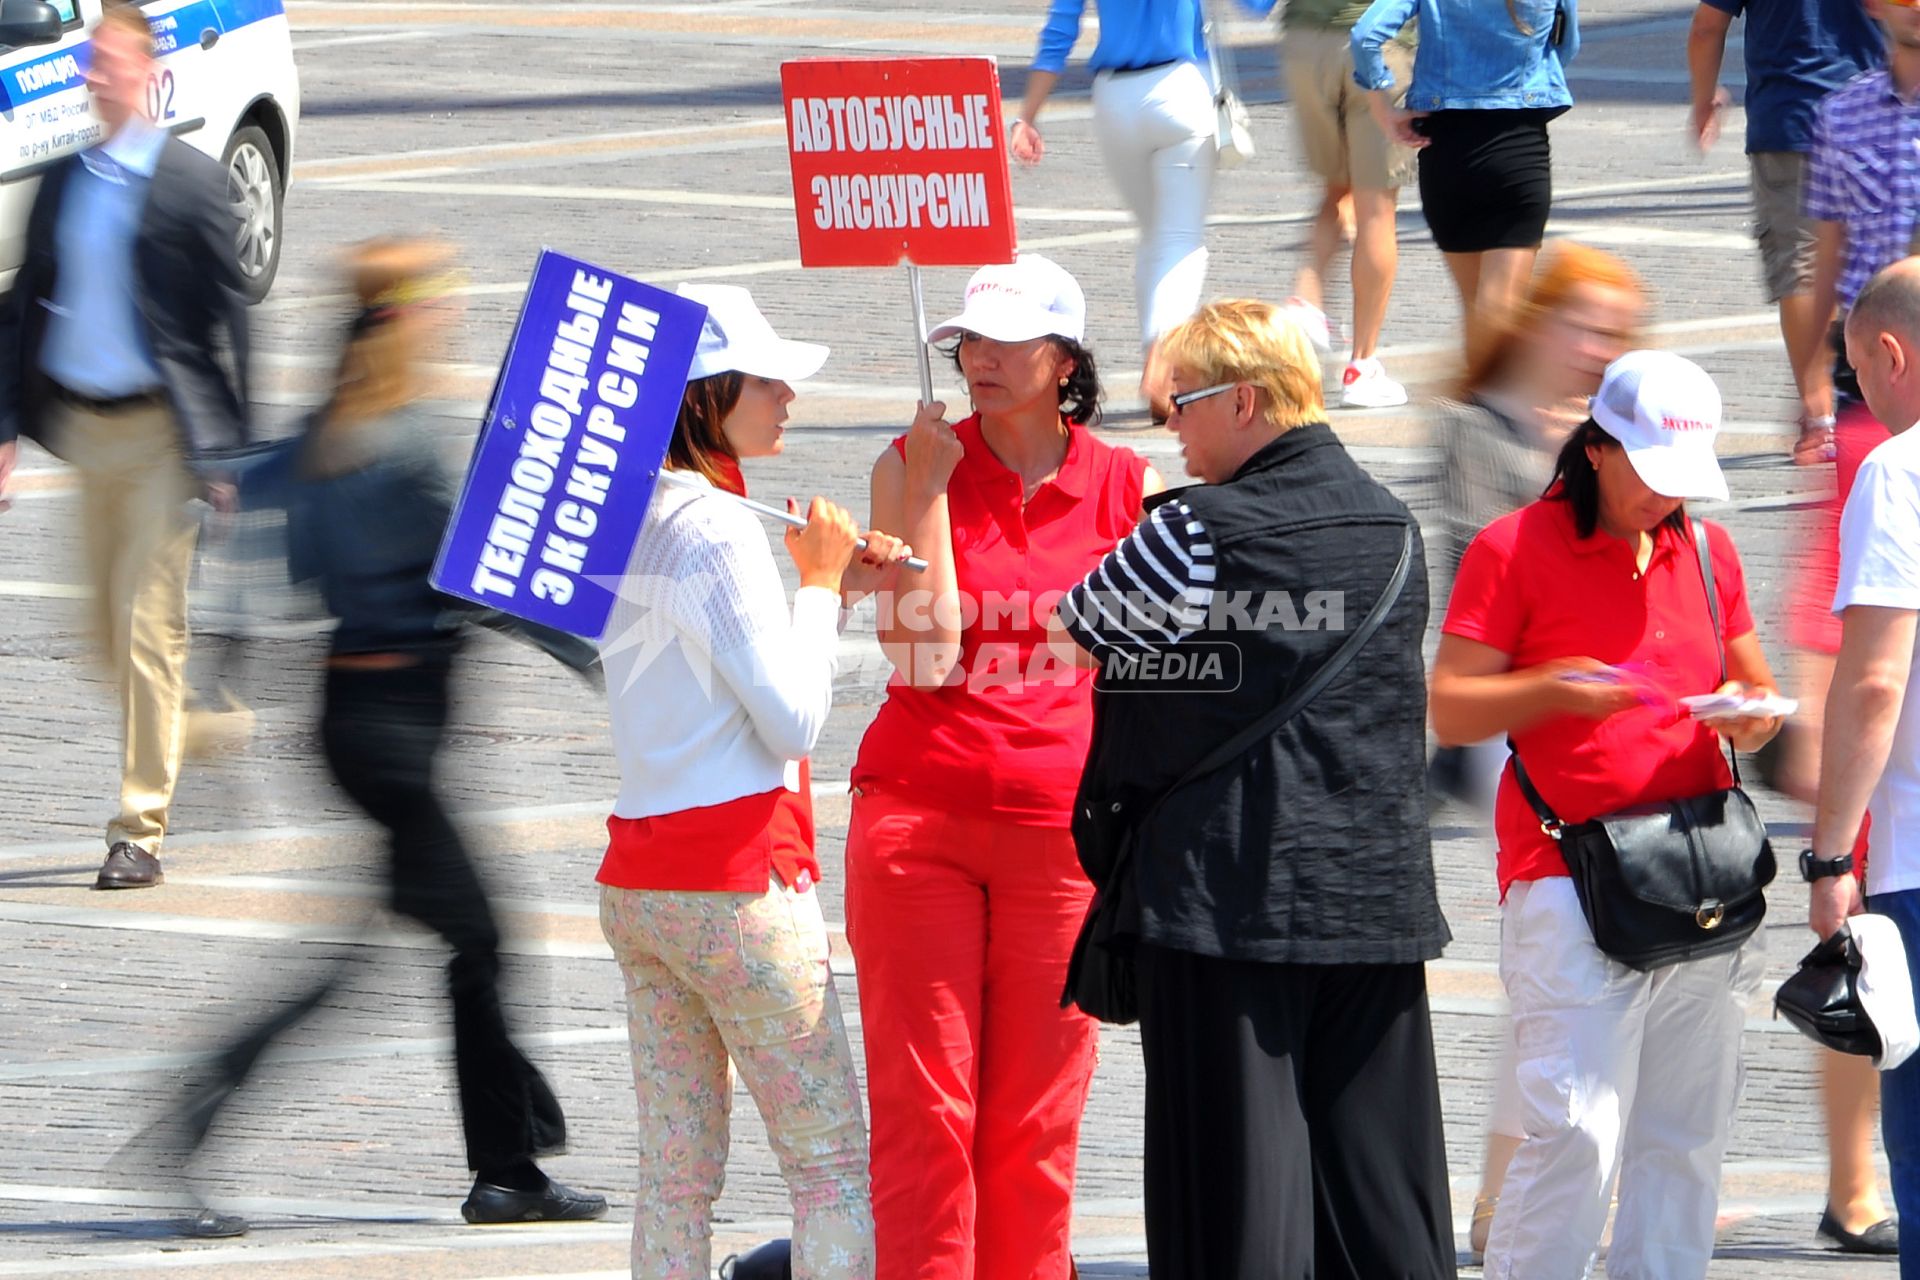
top-left (0, 137), bottom-right (250, 458)
top-left (1075, 425), bottom-right (1451, 965)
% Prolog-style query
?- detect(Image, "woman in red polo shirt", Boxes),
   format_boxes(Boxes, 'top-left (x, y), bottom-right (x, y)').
top-left (596, 284), bottom-right (908, 1279)
top-left (851, 253), bottom-right (1161, 1280)
top-left (1430, 351), bottom-right (1784, 1279)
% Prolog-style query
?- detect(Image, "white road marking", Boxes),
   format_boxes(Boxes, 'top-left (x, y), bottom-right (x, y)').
top-left (0, 579), bottom-right (88, 599)
top-left (292, 28), bottom-right (434, 50)
top-left (0, 782), bottom-right (851, 862)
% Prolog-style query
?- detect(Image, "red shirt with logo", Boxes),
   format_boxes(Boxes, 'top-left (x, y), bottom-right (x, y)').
top-left (852, 415), bottom-right (1148, 825)
top-left (1442, 498), bottom-right (1755, 897)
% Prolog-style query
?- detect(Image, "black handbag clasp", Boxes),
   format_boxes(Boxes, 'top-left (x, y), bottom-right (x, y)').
top-left (1696, 900), bottom-right (1726, 930)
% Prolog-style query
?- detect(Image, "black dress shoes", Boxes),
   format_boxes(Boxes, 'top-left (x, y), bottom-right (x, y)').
top-left (460, 1177), bottom-right (607, 1224)
top-left (1818, 1205), bottom-right (1900, 1254)
top-left (94, 842), bottom-right (162, 890)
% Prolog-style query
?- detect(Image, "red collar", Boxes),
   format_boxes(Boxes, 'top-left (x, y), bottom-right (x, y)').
top-left (1541, 492), bottom-right (1685, 564)
top-left (713, 455), bottom-right (748, 498)
top-left (958, 414), bottom-right (1091, 499)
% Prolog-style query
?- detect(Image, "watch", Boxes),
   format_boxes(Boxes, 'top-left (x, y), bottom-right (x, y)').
top-left (1800, 848), bottom-right (1856, 882)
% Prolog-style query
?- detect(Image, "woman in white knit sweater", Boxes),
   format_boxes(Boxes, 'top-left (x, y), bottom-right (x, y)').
top-left (596, 284), bottom-right (908, 1279)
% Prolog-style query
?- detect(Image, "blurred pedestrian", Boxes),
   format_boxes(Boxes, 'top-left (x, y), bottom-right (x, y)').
top-left (220, 239), bottom-right (607, 1225)
top-left (1048, 298), bottom-right (1453, 1278)
top-left (1012, 0), bottom-right (1215, 416)
top-left (1351, 0), bottom-right (1579, 363)
top-left (0, 0), bottom-right (250, 890)
top-left (1809, 255), bottom-right (1920, 1280)
top-left (1242, 0), bottom-right (1417, 407)
top-left (596, 284), bottom-right (911, 1279)
top-left (1428, 241), bottom-right (1644, 1258)
top-left (1432, 351), bottom-right (1783, 1279)
top-left (849, 253), bottom-right (1160, 1280)
top-left (1685, 0), bottom-right (1881, 464)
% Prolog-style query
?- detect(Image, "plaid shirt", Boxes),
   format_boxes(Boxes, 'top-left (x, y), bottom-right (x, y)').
top-left (1806, 69), bottom-right (1920, 313)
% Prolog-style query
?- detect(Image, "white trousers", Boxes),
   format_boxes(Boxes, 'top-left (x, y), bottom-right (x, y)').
top-left (1090, 60), bottom-right (1217, 348)
top-left (1485, 877), bottom-right (1763, 1280)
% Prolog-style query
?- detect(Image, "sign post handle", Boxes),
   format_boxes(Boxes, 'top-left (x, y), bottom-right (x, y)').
top-left (907, 262), bottom-right (934, 406)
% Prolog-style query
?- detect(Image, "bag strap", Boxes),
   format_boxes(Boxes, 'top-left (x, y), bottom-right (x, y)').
top-left (1201, 1), bottom-right (1236, 101)
top-left (1693, 517), bottom-right (1743, 788)
top-left (1511, 518), bottom-right (1742, 835)
top-left (1149, 521), bottom-right (1415, 813)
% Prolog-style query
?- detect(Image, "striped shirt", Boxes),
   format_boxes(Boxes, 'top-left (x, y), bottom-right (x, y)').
top-left (1059, 499), bottom-right (1216, 650)
top-left (1805, 69), bottom-right (1920, 313)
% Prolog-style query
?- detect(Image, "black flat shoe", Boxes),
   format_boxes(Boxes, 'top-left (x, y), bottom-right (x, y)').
top-left (1818, 1206), bottom-right (1899, 1254)
top-left (178, 1207), bottom-right (248, 1238)
top-left (461, 1177), bottom-right (607, 1224)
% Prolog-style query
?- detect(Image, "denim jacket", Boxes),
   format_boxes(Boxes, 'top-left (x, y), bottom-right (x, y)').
top-left (1350, 0), bottom-right (1577, 112)
top-left (234, 407), bottom-right (597, 669)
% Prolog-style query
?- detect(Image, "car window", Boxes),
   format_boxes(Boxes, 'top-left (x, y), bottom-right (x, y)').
top-left (49, 0), bottom-right (79, 23)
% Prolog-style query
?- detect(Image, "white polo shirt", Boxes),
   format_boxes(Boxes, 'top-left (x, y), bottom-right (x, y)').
top-left (1836, 423), bottom-right (1920, 896)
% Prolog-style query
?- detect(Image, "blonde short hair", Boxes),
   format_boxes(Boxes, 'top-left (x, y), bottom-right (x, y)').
top-left (1158, 300), bottom-right (1325, 431)
top-left (96, 0), bottom-right (156, 58)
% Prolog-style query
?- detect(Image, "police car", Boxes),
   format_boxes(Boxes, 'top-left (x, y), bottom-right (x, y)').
top-left (0, 0), bottom-right (299, 300)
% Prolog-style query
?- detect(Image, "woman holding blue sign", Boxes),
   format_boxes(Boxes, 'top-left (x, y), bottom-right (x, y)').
top-left (851, 253), bottom-right (1162, 1280)
top-left (595, 283), bottom-right (910, 1280)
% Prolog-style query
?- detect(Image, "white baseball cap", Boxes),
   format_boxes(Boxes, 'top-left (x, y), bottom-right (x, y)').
top-left (925, 253), bottom-right (1086, 345)
top-left (677, 283), bottom-right (828, 382)
top-left (1589, 350), bottom-right (1730, 503)
top-left (1851, 914), bottom-right (1919, 1071)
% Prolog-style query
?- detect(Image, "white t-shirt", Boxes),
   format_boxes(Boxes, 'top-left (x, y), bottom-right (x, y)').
top-left (1835, 425), bottom-right (1920, 896)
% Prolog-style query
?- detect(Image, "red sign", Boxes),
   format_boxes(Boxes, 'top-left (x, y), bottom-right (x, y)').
top-left (780, 57), bottom-right (1018, 269)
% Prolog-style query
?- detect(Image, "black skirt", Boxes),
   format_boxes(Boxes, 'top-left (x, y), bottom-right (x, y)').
top-left (1416, 106), bottom-right (1563, 254)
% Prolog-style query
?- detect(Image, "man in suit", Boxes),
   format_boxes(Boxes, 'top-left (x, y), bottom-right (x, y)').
top-left (0, 0), bottom-right (250, 889)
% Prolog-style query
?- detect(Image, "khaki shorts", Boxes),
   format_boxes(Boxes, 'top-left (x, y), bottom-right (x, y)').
top-left (1282, 25), bottom-right (1414, 192)
top-left (1750, 151), bottom-right (1816, 303)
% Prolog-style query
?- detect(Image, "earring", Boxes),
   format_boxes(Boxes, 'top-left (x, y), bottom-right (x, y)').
top-left (1058, 376), bottom-right (1069, 386)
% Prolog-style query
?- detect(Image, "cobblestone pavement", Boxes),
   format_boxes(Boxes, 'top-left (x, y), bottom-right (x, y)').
top-left (0, 0), bottom-right (1901, 1275)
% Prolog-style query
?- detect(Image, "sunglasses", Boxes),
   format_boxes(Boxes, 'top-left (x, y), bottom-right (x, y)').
top-left (1168, 382), bottom-right (1239, 412)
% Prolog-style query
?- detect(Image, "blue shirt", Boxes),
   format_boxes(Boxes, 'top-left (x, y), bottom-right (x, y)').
top-left (1033, 0), bottom-right (1207, 76)
top-left (40, 118), bottom-right (167, 398)
top-left (1351, 0), bottom-right (1578, 112)
top-left (1700, 0), bottom-right (1883, 154)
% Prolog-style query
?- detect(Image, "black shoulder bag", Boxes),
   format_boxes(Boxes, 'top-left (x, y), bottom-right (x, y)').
top-left (1062, 523), bottom-right (1415, 1024)
top-left (1508, 521), bottom-right (1776, 972)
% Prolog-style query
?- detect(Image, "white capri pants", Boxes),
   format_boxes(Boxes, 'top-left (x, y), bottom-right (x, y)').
top-left (1485, 877), bottom-right (1764, 1280)
top-left (1090, 60), bottom-right (1217, 348)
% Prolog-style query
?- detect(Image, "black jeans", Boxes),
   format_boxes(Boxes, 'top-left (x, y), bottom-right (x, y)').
top-left (1137, 943), bottom-right (1457, 1280)
top-left (321, 657), bottom-right (565, 1173)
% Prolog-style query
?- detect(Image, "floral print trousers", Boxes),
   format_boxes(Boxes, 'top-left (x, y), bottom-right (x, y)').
top-left (600, 878), bottom-right (874, 1279)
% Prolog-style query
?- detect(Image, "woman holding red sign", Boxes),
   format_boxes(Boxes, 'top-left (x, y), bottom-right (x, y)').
top-left (1012, 0), bottom-right (1216, 417)
top-left (850, 253), bottom-right (1163, 1280)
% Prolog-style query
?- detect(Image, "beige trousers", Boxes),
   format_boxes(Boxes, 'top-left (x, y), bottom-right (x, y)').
top-left (58, 401), bottom-right (199, 854)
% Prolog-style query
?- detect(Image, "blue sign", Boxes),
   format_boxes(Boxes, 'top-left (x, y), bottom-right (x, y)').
top-left (432, 250), bottom-right (705, 638)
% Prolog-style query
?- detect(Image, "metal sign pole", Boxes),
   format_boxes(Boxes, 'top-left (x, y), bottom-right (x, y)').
top-left (907, 262), bottom-right (934, 405)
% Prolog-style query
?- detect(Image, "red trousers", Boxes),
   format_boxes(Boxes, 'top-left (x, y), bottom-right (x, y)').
top-left (846, 785), bottom-right (1099, 1280)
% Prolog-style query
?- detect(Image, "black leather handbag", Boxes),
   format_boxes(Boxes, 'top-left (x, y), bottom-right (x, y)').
top-left (1775, 930), bottom-right (1880, 1058)
top-left (1062, 525), bottom-right (1415, 1024)
top-left (1508, 522), bottom-right (1775, 972)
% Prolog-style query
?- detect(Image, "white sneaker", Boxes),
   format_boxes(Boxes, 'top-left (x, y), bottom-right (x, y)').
top-left (1283, 297), bottom-right (1332, 355)
top-left (1340, 356), bottom-right (1408, 409)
